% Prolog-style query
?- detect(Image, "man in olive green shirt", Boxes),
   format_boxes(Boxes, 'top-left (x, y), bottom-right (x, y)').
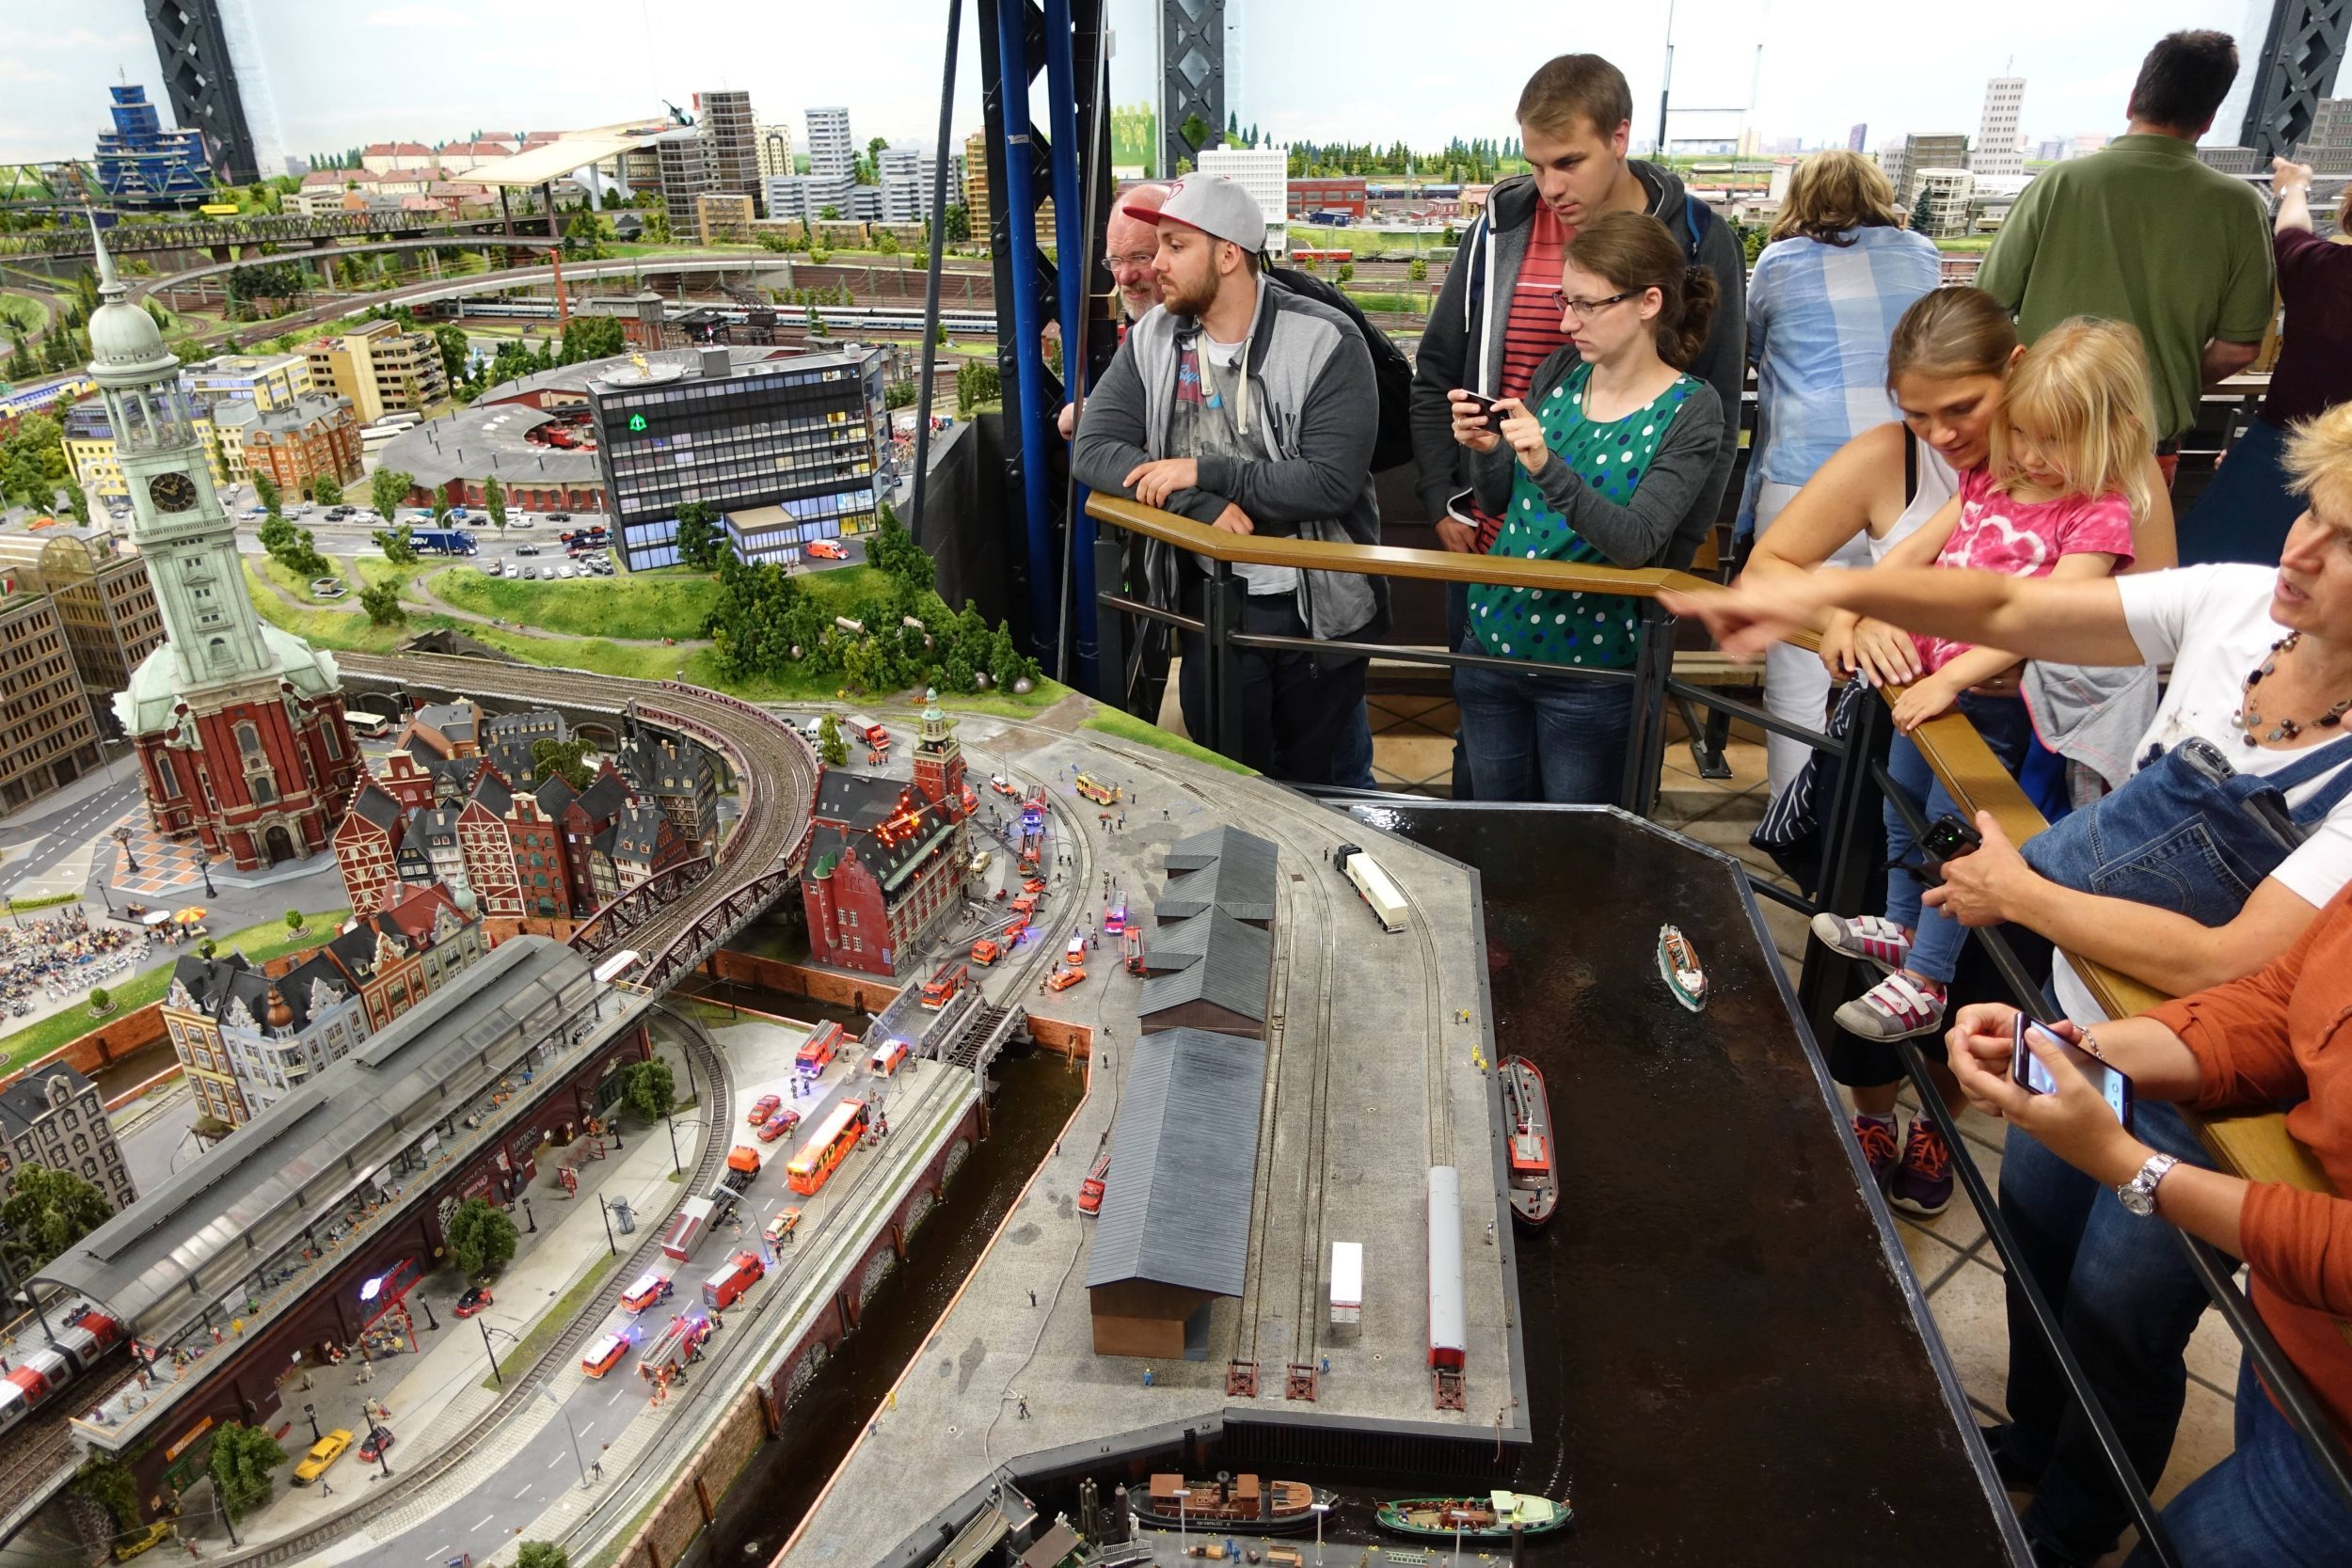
top-left (1978, 29), bottom-right (2273, 445)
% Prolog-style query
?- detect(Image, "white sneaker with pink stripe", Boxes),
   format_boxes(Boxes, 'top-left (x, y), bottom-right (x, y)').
top-left (1811, 912), bottom-right (1915, 973)
top-left (1835, 973), bottom-right (1947, 1042)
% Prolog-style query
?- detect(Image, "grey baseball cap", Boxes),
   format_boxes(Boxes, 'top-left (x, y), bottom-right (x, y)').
top-left (1123, 174), bottom-right (1265, 251)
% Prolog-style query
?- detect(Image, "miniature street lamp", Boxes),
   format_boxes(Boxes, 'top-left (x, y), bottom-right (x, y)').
top-left (304, 1402), bottom-right (321, 1443)
top-left (112, 824), bottom-right (137, 874)
top-left (194, 847), bottom-right (215, 896)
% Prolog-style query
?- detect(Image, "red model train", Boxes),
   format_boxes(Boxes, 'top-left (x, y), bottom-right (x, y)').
top-left (0, 1304), bottom-right (125, 1434)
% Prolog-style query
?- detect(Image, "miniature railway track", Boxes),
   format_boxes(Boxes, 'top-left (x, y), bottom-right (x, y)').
top-left (193, 969), bottom-right (739, 1568)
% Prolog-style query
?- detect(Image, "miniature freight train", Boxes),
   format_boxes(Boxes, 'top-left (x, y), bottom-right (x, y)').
top-left (0, 1304), bottom-right (126, 1434)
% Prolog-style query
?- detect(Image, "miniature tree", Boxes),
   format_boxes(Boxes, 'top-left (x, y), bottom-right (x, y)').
top-left (445, 1197), bottom-right (519, 1276)
top-left (358, 580), bottom-right (405, 626)
top-left (311, 473), bottom-right (342, 507)
top-left (515, 1544), bottom-right (569, 1568)
top-left (371, 467), bottom-right (412, 520)
top-left (0, 1166), bottom-right (114, 1274)
top-left (208, 1424), bottom-right (287, 1523)
top-left (623, 1058), bottom-right (676, 1122)
top-left (87, 986), bottom-right (111, 1017)
top-left (816, 713), bottom-right (849, 768)
top-left (252, 470), bottom-right (280, 519)
top-left (485, 473), bottom-right (507, 532)
top-left (284, 909), bottom-right (306, 936)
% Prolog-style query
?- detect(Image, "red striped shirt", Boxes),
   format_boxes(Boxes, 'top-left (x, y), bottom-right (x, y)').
top-left (1473, 202), bottom-right (1574, 549)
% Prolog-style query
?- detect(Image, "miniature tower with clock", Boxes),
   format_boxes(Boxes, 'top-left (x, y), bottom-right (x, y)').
top-left (89, 214), bottom-right (361, 869)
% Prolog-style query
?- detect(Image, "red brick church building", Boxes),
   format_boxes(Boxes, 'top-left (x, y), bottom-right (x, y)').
top-left (801, 694), bottom-right (972, 976)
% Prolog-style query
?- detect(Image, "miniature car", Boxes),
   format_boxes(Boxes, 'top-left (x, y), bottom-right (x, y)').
top-left (582, 1328), bottom-right (635, 1377)
top-left (453, 1285), bottom-right (493, 1319)
top-left (293, 1430), bottom-right (353, 1484)
top-left (1048, 968), bottom-right (1086, 992)
top-left (992, 775), bottom-right (1021, 798)
top-left (806, 539), bottom-right (848, 561)
top-left (358, 1428), bottom-right (396, 1463)
top-left (869, 1038), bottom-right (911, 1076)
top-left (764, 1208), bottom-right (803, 1244)
top-left (620, 1271), bottom-right (674, 1313)
top-left (1067, 935), bottom-right (1087, 963)
top-left (748, 1093), bottom-right (782, 1127)
top-left (756, 1106), bottom-right (803, 1142)
top-left (1078, 1151), bottom-right (1111, 1214)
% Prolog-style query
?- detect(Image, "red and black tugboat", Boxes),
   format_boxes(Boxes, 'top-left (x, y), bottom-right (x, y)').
top-left (1499, 1055), bottom-right (1557, 1227)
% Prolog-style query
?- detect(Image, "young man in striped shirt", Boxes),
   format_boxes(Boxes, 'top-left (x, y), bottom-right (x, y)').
top-left (1408, 54), bottom-right (1749, 793)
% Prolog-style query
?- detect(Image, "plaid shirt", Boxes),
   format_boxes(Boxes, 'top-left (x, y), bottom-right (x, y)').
top-left (1736, 225), bottom-right (1942, 534)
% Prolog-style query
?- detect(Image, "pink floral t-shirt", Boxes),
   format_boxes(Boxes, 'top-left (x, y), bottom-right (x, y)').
top-left (1913, 467), bottom-right (2136, 674)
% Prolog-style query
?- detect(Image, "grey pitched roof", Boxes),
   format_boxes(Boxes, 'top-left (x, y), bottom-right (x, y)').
top-left (534, 774), bottom-right (578, 816)
top-left (1136, 915), bottom-right (1271, 1025)
top-left (0, 1063), bottom-right (97, 1137)
top-left (1141, 909), bottom-right (1264, 974)
top-left (576, 769), bottom-right (630, 822)
top-left (1155, 826), bottom-right (1279, 923)
top-left (609, 801), bottom-right (664, 865)
top-left (1084, 1028), bottom-right (1267, 1297)
top-left (351, 782), bottom-right (403, 832)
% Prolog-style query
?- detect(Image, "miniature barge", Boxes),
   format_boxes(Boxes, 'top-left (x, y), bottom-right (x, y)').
top-left (1375, 1490), bottom-right (1572, 1540)
top-left (1498, 1055), bottom-right (1557, 1227)
top-left (1130, 1474), bottom-right (1329, 1535)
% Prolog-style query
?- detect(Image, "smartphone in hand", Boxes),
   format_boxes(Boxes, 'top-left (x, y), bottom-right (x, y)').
top-left (2012, 1016), bottom-right (2133, 1126)
top-left (1454, 390), bottom-right (1503, 428)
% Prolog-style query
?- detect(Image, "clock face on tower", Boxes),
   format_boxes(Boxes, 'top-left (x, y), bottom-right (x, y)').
top-left (147, 471), bottom-right (199, 514)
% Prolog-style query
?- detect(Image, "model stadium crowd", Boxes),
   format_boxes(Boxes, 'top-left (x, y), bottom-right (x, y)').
top-left (1073, 24), bottom-right (2352, 1567)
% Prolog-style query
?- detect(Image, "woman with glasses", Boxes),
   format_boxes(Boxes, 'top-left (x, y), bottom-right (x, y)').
top-left (1445, 210), bottom-right (1724, 803)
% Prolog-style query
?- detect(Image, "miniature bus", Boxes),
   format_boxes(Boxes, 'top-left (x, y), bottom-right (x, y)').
top-left (785, 1099), bottom-right (869, 1196)
top-left (1074, 773), bottom-right (1120, 805)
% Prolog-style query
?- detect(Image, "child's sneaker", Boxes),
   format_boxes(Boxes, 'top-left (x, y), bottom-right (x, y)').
top-left (1890, 1116), bottom-right (1956, 1217)
top-left (1809, 912), bottom-right (1915, 973)
top-left (1834, 972), bottom-right (1947, 1041)
top-left (1852, 1113), bottom-right (1900, 1191)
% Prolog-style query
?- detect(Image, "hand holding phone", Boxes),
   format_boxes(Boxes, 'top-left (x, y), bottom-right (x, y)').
top-left (1453, 390), bottom-right (1503, 427)
top-left (2012, 1016), bottom-right (2133, 1127)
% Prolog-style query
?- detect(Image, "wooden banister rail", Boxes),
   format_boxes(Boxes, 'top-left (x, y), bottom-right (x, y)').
top-left (1088, 490), bottom-right (2339, 1213)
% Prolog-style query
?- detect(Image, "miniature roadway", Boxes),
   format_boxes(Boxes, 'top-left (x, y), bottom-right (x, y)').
top-left (782, 717), bottom-right (1516, 1568)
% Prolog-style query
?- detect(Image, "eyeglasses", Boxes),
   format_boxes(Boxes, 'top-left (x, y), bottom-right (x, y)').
top-left (1549, 290), bottom-right (1634, 319)
top-left (1107, 252), bottom-right (1159, 273)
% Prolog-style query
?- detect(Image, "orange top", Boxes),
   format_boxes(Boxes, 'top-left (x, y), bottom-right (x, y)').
top-left (2143, 879), bottom-right (2352, 1442)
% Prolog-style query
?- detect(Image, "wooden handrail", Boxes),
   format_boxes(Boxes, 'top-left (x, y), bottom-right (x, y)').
top-left (1089, 490), bottom-right (2336, 1208)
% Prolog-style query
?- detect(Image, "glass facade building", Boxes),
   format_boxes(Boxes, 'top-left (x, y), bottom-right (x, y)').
top-left (587, 347), bottom-right (888, 571)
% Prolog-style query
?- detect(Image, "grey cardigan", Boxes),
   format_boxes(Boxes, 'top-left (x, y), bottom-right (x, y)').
top-left (1469, 346), bottom-right (1726, 570)
top-left (1072, 275), bottom-right (1385, 642)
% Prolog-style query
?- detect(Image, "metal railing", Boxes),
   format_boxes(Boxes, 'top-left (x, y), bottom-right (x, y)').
top-left (1086, 490), bottom-right (2352, 1567)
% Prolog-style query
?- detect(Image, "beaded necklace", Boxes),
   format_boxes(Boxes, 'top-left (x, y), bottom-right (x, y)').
top-left (2237, 632), bottom-right (2352, 746)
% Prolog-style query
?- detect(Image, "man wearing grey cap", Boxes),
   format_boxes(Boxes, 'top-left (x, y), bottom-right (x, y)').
top-left (1073, 173), bottom-right (1385, 785)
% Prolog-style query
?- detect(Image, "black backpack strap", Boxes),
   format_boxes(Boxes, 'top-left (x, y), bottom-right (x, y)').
top-left (1904, 429), bottom-right (1919, 506)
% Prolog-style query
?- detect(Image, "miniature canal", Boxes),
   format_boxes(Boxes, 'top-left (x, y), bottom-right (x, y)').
top-left (695, 804), bottom-right (2007, 1566)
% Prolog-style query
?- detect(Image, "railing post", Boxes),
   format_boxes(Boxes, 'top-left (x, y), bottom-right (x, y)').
top-left (1093, 536), bottom-right (1130, 716)
top-left (1624, 600), bottom-right (1677, 817)
top-left (1798, 685), bottom-right (1891, 1045)
top-left (1202, 561), bottom-right (1245, 763)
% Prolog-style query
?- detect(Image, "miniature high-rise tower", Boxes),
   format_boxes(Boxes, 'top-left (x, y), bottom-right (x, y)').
top-left (92, 214), bottom-right (360, 868)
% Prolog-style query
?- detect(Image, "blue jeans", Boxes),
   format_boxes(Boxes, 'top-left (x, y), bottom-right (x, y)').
top-left (1331, 701), bottom-right (1376, 791)
top-left (1883, 693), bottom-right (2035, 984)
top-left (2002, 1101), bottom-right (2226, 1564)
top-left (2181, 415), bottom-right (2306, 569)
top-left (2123, 1357), bottom-right (2352, 1568)
top-left (1453, 636), bottom-right (1635, 805)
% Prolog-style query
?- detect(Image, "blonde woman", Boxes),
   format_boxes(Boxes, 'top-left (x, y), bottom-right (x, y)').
top-left (1740, 150), bottom-right (1943, 798)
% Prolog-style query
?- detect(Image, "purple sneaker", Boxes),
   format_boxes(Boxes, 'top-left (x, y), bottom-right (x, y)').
top-left (1852, 1114), bottom-right (1899, 1192)
top-left (1890, 1117), bottom-right (1955, 1217)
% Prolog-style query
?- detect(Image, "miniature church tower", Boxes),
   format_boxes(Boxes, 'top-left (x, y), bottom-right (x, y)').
top-left (89, 213), bottom-right (360, 868)
top-left (909, 688), bottom-right (969, 820)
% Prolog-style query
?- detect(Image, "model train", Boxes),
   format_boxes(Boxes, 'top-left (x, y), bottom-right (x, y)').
top-left (1426, 1165), bottom-right (1466, 1370)
top-left (0, 1304), bottom-right (126, 1435)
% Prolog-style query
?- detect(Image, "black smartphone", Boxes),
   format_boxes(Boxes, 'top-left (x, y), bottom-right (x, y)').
top-left (1915, 813), bottom-right (1983, 880)
top-left (2012, 1016), bottom-right (2134, 1126)
top-left (1455, 390), bottom-right (1503, 427)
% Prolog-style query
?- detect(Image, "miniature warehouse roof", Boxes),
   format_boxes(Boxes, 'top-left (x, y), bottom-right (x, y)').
top-left (1137, 913), bottom-right (1271, 1035)
top-left (1084, 1029), bottom-right (1268, 1299)
top-left (1155, 826), bottom-right (1279, 925)
top-left (34, 938), bottom-right (597, 1334)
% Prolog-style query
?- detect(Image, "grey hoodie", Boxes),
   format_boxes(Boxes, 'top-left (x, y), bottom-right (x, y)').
top-left (1073, 274), bottom-right (1385, 642)
top-left (1407, 165), bottom-right (1747, 569)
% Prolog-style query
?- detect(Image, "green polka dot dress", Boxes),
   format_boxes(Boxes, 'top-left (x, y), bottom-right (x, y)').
top-left (1469, 360), bottom-right (1700, 670)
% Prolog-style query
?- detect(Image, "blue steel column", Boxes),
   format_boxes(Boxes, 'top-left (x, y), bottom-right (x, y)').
top-left (992, 0), bottom-right (1064, 671)
top-left (1041, 0), bottom-right (1098, 689)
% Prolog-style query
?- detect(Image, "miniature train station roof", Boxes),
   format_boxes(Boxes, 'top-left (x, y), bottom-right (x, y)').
top-left (1084, 1028), bottom-right (1268, 1299)
top-left (461, 117), bottom-right (688, 188)
top-left (1155, 825), bottom-right (1279, 925)
top-left (33, 938), bottom-right (596, 1335)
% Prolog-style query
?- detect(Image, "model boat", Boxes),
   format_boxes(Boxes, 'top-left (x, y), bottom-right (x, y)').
top-left (1659, 924), bottom-right (1706, 1011)
top-left (1375, 1490), bottom-right (1572, 1539)
top-left (1130, 1474), bottom-right (1328, 1534)
top-left (1498, 1056), bottom-right (1557, 1227)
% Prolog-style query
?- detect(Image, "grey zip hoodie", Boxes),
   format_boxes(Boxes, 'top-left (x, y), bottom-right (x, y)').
top-left (1073, 273), bottom-right (1386, 642)
top-left (1406, 165), bottom-right (1747, 570)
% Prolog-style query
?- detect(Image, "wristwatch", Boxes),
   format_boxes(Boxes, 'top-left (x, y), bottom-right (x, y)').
top-left (2117, 1151), bottom-right (2180, 1217)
